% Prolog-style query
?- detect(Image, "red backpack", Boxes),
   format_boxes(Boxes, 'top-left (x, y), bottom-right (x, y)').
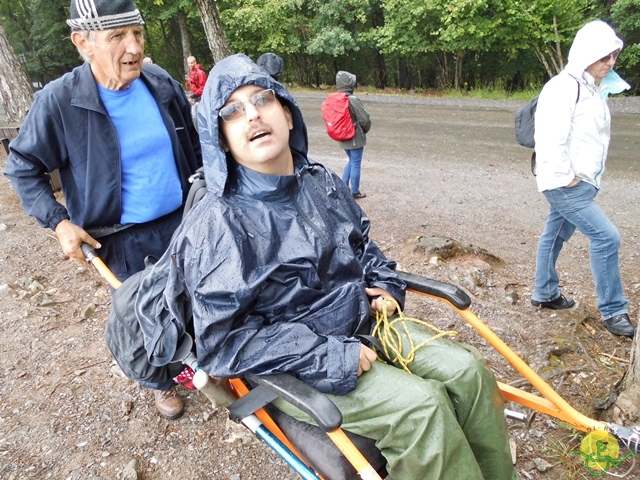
top-left (321, 92), bottom-right (356, 141)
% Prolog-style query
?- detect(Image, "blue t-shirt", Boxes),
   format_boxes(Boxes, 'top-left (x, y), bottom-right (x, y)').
top-left (98, 79), bottom-right (182, 224)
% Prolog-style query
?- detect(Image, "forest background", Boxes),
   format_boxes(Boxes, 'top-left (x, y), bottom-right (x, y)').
top-left (1, 0), bottom-right (639, 99)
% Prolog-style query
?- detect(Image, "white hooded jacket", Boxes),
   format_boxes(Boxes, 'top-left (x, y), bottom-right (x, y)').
top-left (534, 20), bottom-right (624, 192)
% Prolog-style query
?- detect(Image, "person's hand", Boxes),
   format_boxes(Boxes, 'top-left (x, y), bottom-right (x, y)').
top-left (365, 287), bottom-right (398, 316)
top-left (358, 344), bottom-right (377, 376)
top-left (54, 219), bottom-right (101, 268)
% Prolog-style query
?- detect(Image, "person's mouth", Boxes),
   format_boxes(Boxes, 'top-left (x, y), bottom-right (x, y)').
top-left (249, 129), bottom-right (270, 142)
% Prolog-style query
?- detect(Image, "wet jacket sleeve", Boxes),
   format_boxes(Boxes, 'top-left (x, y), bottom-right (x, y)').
top-left (337, 177), bottom-right (406, 309)
top-left (534, 74), bottom-right (581, 191)
top-left (358, 217), bottom-right (406, 309)
top-left (348, 96), bottom-right (371, 134)
top-left (4, 96), bottom-right (70, 230)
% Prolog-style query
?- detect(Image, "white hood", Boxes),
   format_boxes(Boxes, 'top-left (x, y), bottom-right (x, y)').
top-left (565, 20), bottom-right (623, 77)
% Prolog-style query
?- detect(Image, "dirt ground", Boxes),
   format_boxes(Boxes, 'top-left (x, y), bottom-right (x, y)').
top-left (1, 92), bottom-right (640, 480)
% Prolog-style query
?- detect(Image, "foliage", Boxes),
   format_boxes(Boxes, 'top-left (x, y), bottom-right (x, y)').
top-left (0, 0), bottom-right (78, 86)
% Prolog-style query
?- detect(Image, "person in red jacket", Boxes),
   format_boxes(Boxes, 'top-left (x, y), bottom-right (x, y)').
top-left (186, 55), bottom-right (207, 103)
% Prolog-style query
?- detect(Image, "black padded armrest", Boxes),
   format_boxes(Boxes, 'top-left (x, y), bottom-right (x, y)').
top-left (245, 373), bottom-right (343, 431)
top-left (397, 270), bottom-right (471, 310)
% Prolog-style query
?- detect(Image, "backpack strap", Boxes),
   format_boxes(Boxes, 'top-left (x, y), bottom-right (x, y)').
top-left (568, 74), bottom-right (581, 106)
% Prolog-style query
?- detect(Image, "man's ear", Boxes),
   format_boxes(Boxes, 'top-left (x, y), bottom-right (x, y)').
top-left (70, 32), bottom-right (92, 59)
top-left (283, 105), bottom-right (294, 131)
top-left (219, 134), bottom-right (229, 153)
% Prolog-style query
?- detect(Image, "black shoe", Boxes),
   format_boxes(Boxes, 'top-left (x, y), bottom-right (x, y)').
top-left (531, 294), bottom-right (575, 310)
top-left (603, 314), bottom-right (636, 338)
top-left (352, 192), bottom-right (367, 200)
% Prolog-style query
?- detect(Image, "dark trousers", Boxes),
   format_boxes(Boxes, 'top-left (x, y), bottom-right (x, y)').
top-left (98, 208), bottom-right (183, 282)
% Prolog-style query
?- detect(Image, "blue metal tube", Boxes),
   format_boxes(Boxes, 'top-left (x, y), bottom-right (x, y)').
top-left (254, 423), bottom-right (320, 480)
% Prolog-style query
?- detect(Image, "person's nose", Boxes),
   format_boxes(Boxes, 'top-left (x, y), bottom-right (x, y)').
top-left (244, 101), bottom-right (261, 121)
top-left (124, 31), bottom-right (143, 55)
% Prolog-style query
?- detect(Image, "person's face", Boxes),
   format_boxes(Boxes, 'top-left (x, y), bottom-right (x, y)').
top-left (585, 49), bottom-right (619, 83)
top-left (219, 85), bottom-right (294, 176)
top-left (73, 26), bottom-right (145, 90)
top-left (188, 57), bottom-right (197, 69)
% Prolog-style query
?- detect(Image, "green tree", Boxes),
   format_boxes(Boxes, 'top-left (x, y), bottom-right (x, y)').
top-left (0, 0), bottom-right (78, 86)
top-left (219, 0), bottom-right (311, 83)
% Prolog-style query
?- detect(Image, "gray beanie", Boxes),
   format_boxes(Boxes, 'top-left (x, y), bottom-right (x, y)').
top-left (67, 0), bottom-right (144, 31)
top-left (256, 53), bottom-right (284, 81)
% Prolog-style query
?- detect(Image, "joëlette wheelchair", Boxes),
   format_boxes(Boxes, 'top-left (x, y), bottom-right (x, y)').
top-left (83, 241), bottom-right (640, 480)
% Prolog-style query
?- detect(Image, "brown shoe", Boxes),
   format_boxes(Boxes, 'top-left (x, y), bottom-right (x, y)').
top-left (154, 387), bottom-right (184, 420)
top-left (352, 192), bottom-right (367, 199)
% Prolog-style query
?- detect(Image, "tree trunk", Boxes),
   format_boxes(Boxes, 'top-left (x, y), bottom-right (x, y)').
top-left (192, 0), bottom-right (231, 64)
top-left (177, 9), bottom-right (192, 79)
top-left (611, 330), bottom-right (640, 424)
top-left (454, 50), bottom-right (465, 90)
top-left (370, 3), bottom-right (386, 89)
top-left (0, 21), bottom-right (33, 123)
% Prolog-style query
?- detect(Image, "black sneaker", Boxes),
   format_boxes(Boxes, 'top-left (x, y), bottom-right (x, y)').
top-left (352, 192), bottom-right (367, 200)
top-left (531, 294), bottom-right (575, 310)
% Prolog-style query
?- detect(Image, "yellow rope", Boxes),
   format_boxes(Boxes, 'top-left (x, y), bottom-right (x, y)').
top-left (371, 298), bottom-right (458, 373)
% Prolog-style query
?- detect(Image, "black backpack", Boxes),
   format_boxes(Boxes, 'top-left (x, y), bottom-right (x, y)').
top-left (105, 169), bottom-right (206, 383)
top-left (514, 77), bottom-right (580, 175)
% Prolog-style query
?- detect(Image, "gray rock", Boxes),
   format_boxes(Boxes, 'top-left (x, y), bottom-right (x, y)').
top-left (117, 459), bottom-right (140, 480)
top-left (533, 457), bottom-right (553, 472)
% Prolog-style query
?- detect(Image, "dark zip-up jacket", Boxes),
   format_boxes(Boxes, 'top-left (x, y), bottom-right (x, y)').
top-left (4, 62), bottom-right (201, 232)
top-left (135, 54), bottom-right (405, 395)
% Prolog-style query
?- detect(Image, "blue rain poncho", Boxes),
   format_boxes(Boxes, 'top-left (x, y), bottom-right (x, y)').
top-left (135, 55), bottom-right (405, 395)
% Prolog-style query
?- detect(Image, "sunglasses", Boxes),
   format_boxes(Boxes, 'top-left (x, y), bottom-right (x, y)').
top-left (599, 50), bottom-right (620, 63)
top-left (219, 89), bottom-right (277, 122)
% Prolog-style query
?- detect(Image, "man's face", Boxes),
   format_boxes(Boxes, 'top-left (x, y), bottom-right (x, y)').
top-left (219, 84), bottom-right (294, 176)
top-left (585, 50), bottom-right (619, 84)
top-left (75, 26), bottom-right (145, 90)
top-left (188, 57), bottom-right (197, 69)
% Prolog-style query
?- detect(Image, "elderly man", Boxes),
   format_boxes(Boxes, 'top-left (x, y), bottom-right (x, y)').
top-left (136, 54), bottom-right (517, 480)
top-left (4, 0), bottom-right (202, 419)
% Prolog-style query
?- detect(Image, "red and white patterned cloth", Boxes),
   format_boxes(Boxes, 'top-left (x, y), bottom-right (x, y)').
top-left (173, 366), bottom-right (196, 390)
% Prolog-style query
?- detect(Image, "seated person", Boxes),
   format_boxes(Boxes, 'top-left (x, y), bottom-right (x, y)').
top-left (136, 54), bottom-right (518, 480)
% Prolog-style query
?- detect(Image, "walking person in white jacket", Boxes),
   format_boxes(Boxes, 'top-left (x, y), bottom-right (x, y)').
top-left (531, 20), bottom-right (635, 338)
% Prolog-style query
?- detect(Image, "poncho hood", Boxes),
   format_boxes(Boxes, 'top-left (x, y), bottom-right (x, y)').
top-left (336, 71), bottom-right (356, 94)
top-left (197, 54), bottom-right (308, 196)
top-left (565, 20), bottom-right (623, 77)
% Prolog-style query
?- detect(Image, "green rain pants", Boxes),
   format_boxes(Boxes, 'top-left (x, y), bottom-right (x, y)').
top-left (274, 321), bottom-right (518, 480)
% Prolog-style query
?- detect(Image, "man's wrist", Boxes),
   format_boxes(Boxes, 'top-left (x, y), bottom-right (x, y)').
top-left (50, 214), bottom-right (71, 231)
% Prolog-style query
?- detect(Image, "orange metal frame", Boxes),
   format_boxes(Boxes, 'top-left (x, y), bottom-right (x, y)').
top-left (409, 288), bottom-right (607, 434)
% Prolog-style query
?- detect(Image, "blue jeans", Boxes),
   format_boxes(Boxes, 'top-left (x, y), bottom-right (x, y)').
top-left (533, 181), bottom-right (627, 319)
top-left (342, 147), bottom-right (364, 194)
